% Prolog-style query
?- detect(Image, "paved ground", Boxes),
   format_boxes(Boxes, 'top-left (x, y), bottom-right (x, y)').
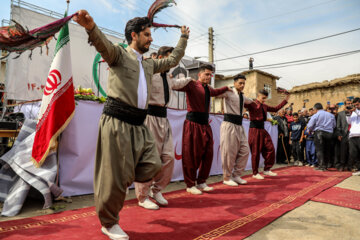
top-left (1, 164), bottom-right (359, 240)
top-left (245, 176), bottom-right (360, 240)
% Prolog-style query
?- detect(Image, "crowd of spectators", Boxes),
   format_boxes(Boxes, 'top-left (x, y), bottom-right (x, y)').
top-left (273, 98), bottom-right (360, 175)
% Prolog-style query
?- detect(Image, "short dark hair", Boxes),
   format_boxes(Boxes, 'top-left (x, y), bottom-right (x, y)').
top-left (234, 74), bottom-right (246, 81)
top-left (150, 52), bottom-right (157, 57)
top-left (199, 64), bottom-right (214, 73)
top-left (314, 103), bottom-right (323, 110)
top-left (293, 112), bottom-right (299, 117)
top-left (125, 17), bottom-right (151, 44)
top-left (258, 89), bottom-right (269, 97)
top-left (353, 97), bottom-right (360, 104)
top-left (157, 46), bottom-right (174, 57)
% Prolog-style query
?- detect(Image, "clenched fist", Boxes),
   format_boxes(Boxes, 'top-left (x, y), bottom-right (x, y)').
top-left (73, 10), bottom-right (95, 31)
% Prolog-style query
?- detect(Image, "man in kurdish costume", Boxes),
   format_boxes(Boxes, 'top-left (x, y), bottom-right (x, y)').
top-left (74, 4), bottom-right (189, 239)
top-left (245, 89), bottom-right (290, 180)
top-left (218, 74), bottom-right (253, 187)
top-left (175, 64), bottom-right (230, 195)
top-left (134, 46), bottom-right (192, 210)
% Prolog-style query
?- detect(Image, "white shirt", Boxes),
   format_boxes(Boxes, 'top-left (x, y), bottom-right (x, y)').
top-left (132, 48), bottom-right (147, 109)
top-left (347, 108), bottom-right (360, 138)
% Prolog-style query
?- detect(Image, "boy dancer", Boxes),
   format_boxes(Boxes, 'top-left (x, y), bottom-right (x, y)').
top-left (245, 90), bottom-right (289, 179)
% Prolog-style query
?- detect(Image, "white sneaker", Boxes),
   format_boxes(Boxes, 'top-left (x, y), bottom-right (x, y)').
top-left (197, 183), bottom-right (214, 192)
top-left (101, 224), bottom-right (129, 240)
top-left (298, 162), bottom-right (303, 166)
top-left (223, 179), bottom-right (238, 187)
top-left (352, 171), bottom-right (360, 176)
top-left (263, 170), bottom-right (277, 176)
top-left (252, 174), bottom-right (264, 180)
top-left (186, 186), bottom-right (203, 195)
top-left (138, 198), bottom-right (159, 210)
top-left (294, 161), bottom-right (299, 166)
top-left (232, 176), bottom-right (247, 185)
top-left (149, 191), bottom-right (168, 206)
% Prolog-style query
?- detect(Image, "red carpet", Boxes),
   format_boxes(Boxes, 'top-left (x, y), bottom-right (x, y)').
top-left (0, 167), bottom-right (351, 240)
top-left (311, 187), bottom-right (360, 210)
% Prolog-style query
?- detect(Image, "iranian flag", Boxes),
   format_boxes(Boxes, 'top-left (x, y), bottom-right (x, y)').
top-left (31, 14), bottom-right (75, 167)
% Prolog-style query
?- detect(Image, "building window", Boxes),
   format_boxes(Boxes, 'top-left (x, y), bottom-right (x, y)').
top-left (264, 84), bottom-right (272, 99)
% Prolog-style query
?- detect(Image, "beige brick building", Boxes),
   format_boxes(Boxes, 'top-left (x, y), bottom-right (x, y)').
top-left (288, 74), bottom-right (360, 112)
top-left (213, 69), bottom-right (286, 113)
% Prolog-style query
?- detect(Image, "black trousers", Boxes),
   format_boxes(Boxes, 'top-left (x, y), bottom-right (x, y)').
top-left (328, 133), bottom-right (337, 168)
top-left (349, 137), bottom-right (360, 170)
top-left (314, 131), bottom-right (334, 169)
top-left (300, 140), bottom-right (306, 163)
top-left (291, 140), bottom-right (304, 162)
top-left (277, 136), bottom-right (289, 163)
top-left (335, 133), bottom-right (350, 169)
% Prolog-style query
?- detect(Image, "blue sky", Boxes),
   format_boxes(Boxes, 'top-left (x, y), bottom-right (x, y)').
top-left (1, 0), bottom-right (360, 89)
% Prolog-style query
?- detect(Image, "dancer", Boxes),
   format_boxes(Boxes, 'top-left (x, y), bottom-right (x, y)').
top-left (135, 46), bottom-right (192, 210)
top-left (74, 10), bottom-right (189, 240)
top-left (175, 64), bottom-right (230, 195)
top-left (219, 74), bottom-right (252, 186)
top-left (245, 89), bottom-right (289, 179)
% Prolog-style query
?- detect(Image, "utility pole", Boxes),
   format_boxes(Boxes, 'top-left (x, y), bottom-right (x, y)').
top-left (208, 27), bottom-right (215, 112)
top-left (208, 27), bottom-right (214, 63)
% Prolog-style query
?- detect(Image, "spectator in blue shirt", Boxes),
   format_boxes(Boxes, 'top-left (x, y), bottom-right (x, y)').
top-left (289, 113), bottom-right (305, 166)
top-left (307, 103), bottom-right (336, 171)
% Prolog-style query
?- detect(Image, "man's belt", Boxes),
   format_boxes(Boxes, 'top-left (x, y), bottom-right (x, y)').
top-left (103, 97), bottom-right (147, 126)
top-left (250, 120), bottom-right (264, 129)
top-left (224, 114), bottom-right (243, 126)
top-left (147, 105), bottom-right (167, 118)
top-left (186, 112), bottom-right (209, 125)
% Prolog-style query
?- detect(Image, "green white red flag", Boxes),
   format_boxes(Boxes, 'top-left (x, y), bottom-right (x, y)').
top-left (31, 13), bottom-right (75, 167)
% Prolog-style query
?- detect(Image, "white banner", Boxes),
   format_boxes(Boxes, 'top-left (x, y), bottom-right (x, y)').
top-left (17, 101), bottom-right (278, 196)
top-left (6, 6), bottom-right (154, 101)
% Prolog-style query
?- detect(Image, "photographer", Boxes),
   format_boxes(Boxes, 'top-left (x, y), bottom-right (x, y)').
top-left (348, 98), bottom-right (360, 176)
top-left (328, 104), bottom-right (339, 169)
top-left (336, 99), bottom-right (353, 171)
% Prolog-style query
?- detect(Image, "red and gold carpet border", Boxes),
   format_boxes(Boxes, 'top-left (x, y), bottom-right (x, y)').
top-left (193, 173), bottom-right (343, 240)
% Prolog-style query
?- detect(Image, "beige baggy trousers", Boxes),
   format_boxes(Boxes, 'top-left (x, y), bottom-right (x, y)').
top-left (134, 115), bottom-right (174, 202)
top-left (94, 115), bottom-right (161, 228)
top-left (220, 121), bottom-right (250, 180)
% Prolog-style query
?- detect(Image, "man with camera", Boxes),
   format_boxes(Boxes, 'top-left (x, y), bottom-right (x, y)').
top-left (347, 98), bottom-right (360, 176)
top-left (336, 99), bottom-right (353, 171)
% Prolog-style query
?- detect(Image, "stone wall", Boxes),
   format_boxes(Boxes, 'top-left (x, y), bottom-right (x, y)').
top-left (288, 74), bottom-right (360, 112)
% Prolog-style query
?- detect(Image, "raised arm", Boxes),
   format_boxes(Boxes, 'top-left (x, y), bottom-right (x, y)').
top-left (74, 10), bottom-right (122, 66)
top-left (152, 26), bottom-right (189, 73)
top-left (265, 93), bottom-right (290, 112)
top-left (216, 90), bottom-right (230, 99)
top-left (244, 96), bottom-right (253, 105)
top-left (171, 77), bottom-right (193, 90)
top-left (173, 79), bottom-right (195, 92)
top-left (209, 86), bottom-right (230, 97)
top-left (244, 101), bottom-right (257, 110)
top-left (266, 100), bottom-right (288, 112)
